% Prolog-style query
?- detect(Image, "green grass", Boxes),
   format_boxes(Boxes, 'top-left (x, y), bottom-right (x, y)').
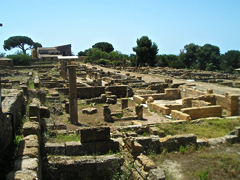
top-left (28, 79), bottom-right (34, 89)
top-left (47, 132), bottom-right (80, 143)
top-left (156, 118), bottom-right (240, 139)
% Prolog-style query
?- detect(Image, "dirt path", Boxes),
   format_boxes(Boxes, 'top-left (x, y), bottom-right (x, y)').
top-left (86, 64), bottom-right (240, 96)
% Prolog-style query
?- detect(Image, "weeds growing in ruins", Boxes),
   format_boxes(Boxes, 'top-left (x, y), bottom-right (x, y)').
top-left (46, 132), bottom-right (80, 143)
top-left (14, 135), bottom-right (22, 157)
top-left (199, 169), bottom-right (209, 180)
top-left (28, 79), bottom-right (34, 89)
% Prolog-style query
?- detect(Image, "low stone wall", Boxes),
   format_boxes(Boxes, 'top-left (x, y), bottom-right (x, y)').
top-left (180, 85), bottom-right (205, 98)
top-left (105, 85), bottom-right (128, 98)
top-left (181, 105), bottom-right (222, 120)
top-left (192, 100), bottom-right (211, 107)
top-left (171, 110), bottom-right (191, 121)
top-left (43, 155), bottom-right (122, 180)
top-left (56, 86), bottom-right (105, 99)
top-left (151, 103), bottom-right (171, 115)
top-left (133, 95), bottom-right (146, 104)
top-left (1, 90), bottom-right (25, 154)
top-left (215, 94), bottom-right (238, 116)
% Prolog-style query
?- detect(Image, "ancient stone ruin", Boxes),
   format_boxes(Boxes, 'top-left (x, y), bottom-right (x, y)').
top-left (0, 61), bottom-right (240, 180)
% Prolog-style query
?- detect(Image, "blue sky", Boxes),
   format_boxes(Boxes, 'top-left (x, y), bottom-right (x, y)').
top-left (0, 0), bottom-right (239, 56)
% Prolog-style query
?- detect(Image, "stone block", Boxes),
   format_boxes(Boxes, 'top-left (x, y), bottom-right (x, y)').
top-left (14, 158), bottom-right (38, 172)
top-left (18, 147), bottom-right (39, 159)
top-left (80, 127), bottom-right (110, 143)
top-left (65, 141), bottom-right (83, 156)
top-left (134, 160), bottom-right (148, 179)
top-left (133, 95), bottom-right (146, 104)
top-left (147, 168), bottom-right (166, 180)
top-left (82, 108), bottom-right (98, 114)
top-left (22, 121), bottom-right (40, 137)
top-left (6, 170), bottom-right (38, 180)
top-left (45, 143), bottom-right (66, 155)
top-left (137, 154), bottom-right (156, 172)
top-left (40, 106), bottom-right (50, 118)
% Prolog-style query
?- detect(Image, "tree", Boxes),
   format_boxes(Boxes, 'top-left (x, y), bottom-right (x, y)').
top-left (92, 42), bottom-right (114, 53)
top-left (3, 36), bottom-right (35, 54)
top-left (78, 51), bottom-right (86, 56)
top-left (197, 44), bottom-right (221, 71)
top-left (33, 42), bottom-right (42, 49)
top-left (132, 36), bottom-right (158, 66)
top-left (179, 43), bottom-right (200, 68)
top-left (220, 50), bottom-right (240, 73)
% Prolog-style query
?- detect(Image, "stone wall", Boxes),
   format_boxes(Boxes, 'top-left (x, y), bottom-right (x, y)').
top-left (105, 85), bottom-right (128, 98)
top-left (43, 155), bottom-right (122, 180)
top-left (181, 105), bottom-right (222, 120)
top-left (0, 90), bottom-right (25, 154)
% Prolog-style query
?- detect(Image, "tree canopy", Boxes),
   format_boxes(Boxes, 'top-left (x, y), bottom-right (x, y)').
top-left (92, 42), bottom-right (114, 53)
top-left (3, 36), bottom-right (37, 54)
top-left (220, 50), bottom-right (240, 73)
top-left (133, 36), bottom-right (158, 66)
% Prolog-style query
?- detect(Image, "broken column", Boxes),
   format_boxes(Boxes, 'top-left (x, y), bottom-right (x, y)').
top-left (68, 65), bottom-right (78, 124)
top-left (103, 105), bottom-right (111, 122)
top-left (135, 104), bottom-right (143, 119)
top-left (121, 98), bottom-right (128, 109)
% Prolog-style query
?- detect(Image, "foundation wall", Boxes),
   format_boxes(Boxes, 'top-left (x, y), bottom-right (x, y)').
top-left (180, 85), bottom-right (205, 98)
top-left (181, 105), bottom-right (222, 120)
top-left (151, 103), bottom-right (171, 115)
top-left (105, 85), bottom-right (128, 98)
top-left (171, 110), bottom-right (191, 121)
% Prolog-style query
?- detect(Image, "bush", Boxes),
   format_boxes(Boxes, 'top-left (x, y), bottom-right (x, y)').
top-left (95, 59), bottom-right (111, 65)
top-left (111, 60), bottom-right (123, 66)
top-left (7, 51), bottom-right (30, 65)
top-left (83, 56), bottom-right (92, 63)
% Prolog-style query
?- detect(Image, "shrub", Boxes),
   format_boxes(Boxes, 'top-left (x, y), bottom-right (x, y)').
top-left (7, 51), bottom-right (30, 65)
top-left (83, 56), bottom-right (92, 63)
top-left (96, 59), bottom-right (111, 65)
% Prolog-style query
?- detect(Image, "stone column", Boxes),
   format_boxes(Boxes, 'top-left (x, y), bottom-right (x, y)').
top-left (60, 60), bottom-right (68, 79)
top-left (121, 98), bottom-right (128, 109)
top-left (68, 65), bottom-right (78, 124)
top-left (135, 104), bottom-right (143, 119)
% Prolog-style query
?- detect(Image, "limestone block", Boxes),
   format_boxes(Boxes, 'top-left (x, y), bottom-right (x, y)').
top-left (40, 106), bottom-right (50, 118)
top-left (19, 135), bottom-right (39, 150)
top-left (82, 108), bottom-right (98, 114)
top-left (197, 139), bottom-right (209, 146)
top-left (65, 141), bottom-right (82, 155)
top-left (14, 158), bottom-right (38, 172)
top-left (147, 96), bottom-right (154, 103)
top-left (121, 98), bottom-right (128, 109)
top-left (134, 160), bottom-right (148, 179)
top-left (136, 104), bottom-right (143, 119)
top-left (45, 142), bottom-right (66, 155)
top-left (80, 127), bottom-right (110, 143)
top-left (103, 105), bottom-right (112, 122)
top-left (22, 121), bottom-right (40, 137)
top-left (147, 168), bottom-right (166, 180)
top-left (171, 110), bottom-right (191, 121)
top-left (18, 147), bottom-right (39, 159)
top-left (124, 137), bottom-right (143, 153)
top-left (137, 154), bottom-right (156, 172)
top-left (6, 170), bottom-right (38, 180)
top-left (133, 95), bottom-right (146, 104)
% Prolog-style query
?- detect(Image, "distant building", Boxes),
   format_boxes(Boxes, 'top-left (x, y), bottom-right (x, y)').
top-left (31, 44), bottom-right (72, 61)
top-left (0, 58), bottom-right (13, 67)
